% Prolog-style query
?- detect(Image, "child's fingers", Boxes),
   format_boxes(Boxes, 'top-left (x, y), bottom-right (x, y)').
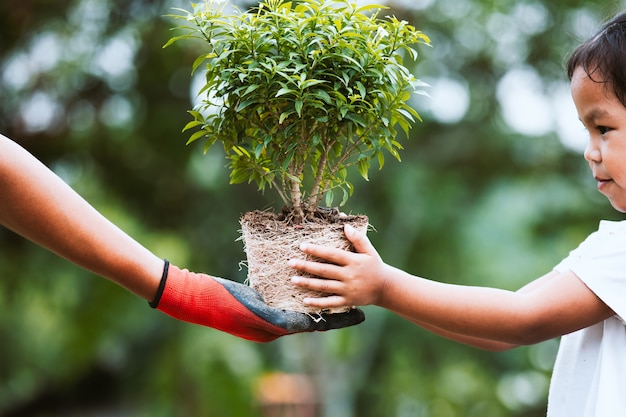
top-left (293, 225), bottom-right (373, 265)
top-left (298, 242), bottom-right (351, 265)
top-left (344, 224), bottom-right (376, 255)
top-left (288, 258), bottom-right (341, 279)
top-left (291, 275), bottom-right (343, 293)
top-left (302, 295), bottom-right (348, 308)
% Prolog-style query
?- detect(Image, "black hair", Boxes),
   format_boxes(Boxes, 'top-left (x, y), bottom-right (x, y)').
top-left (567, 12), bottom-right (626, 106)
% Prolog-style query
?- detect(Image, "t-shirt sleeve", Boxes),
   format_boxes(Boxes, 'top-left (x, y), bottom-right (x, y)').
top-left (553, 226), bottom-right (626, 321)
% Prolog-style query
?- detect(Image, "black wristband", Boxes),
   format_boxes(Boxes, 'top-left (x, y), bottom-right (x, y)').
top-left (149, 259), bottom-right (170, 308)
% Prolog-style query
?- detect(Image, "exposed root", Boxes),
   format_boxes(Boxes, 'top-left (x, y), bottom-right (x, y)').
top-left (240, 209), bottom-right (369, 314)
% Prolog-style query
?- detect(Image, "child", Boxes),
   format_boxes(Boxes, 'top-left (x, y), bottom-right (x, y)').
top-left (0, 134), bottom-right (364, 343)
top-left (288, 11), bottom-right (626, 417)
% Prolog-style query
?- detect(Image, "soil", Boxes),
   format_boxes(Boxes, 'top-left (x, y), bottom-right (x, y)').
top-left (243, 207), bottom-right (369, 231)
top-left (240, 207), bottom-right (369, 314)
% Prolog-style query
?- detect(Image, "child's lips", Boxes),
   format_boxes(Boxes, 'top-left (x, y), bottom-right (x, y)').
top-left (595, 177), bottom-right (612, 190)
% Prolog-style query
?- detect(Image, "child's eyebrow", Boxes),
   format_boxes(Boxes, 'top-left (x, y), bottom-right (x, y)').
top-left (581, 108), bottom-right (610, 124)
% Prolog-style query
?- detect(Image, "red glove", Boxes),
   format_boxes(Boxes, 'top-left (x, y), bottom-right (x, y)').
top-left (149, 260), bottom-right (365, 342)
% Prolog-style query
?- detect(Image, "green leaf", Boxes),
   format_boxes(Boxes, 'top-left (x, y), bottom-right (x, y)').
top-left (312, 90), bottom-right (332, 104)
top-left (295, 99), bottom-right (303, 116)
top-left (191, 54), bottom-right (209, 74)
top-left (232, 146), bottom-right (251, 157)
top-left (186, 130), bottom-right (206, 145)
top-left (279, 111), bottom-right (293, 124)
top-left (356, 81), bottom-right (366, 98)
top-left (355, 3), bottom-right (387, 13)
top-left (243, 84), bottom-right (260, 96)
top-left (325, 189), bottom-right (334, 207)
top-left (182, 120), bottom-right (203, 132)
top-left (358, 158), bottom-right (370, 181)
top-left (162, 35), bottom-right (185, 49)
top-left (235, 99), bottom-right (257, 112)
top-left (340, 186), bottom-right (350, 206)
top-left (397, 107), bottom-right (416, 122)
top-left (377, 151), bottom-right (385, 169)
top-left (276, 87), bottom-right (295, 97)
top-left (230, 168), bottom-right (250, 184)
top-left (254, 142), bottom-right (265, 159)
top-left (300, 79), bottom-right (327, 89)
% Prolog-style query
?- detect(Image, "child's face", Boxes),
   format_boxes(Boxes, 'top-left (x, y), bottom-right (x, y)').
top-left (571, 66), bottom-right (626, 212)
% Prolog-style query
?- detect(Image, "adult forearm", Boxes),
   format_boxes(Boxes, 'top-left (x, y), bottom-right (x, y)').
top-left (0, 135), bottom-right (162, 300)
top-left (0, 136), bottom-right (368, 340)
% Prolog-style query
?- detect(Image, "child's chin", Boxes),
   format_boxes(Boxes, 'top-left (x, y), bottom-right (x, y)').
top-left (609, 200), bottom-right (626, 213)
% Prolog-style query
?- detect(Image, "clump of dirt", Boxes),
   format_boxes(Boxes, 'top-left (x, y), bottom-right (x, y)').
top-left (240, 208), bottom-right (369, 314)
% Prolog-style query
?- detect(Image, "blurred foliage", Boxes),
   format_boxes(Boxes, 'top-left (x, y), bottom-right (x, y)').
top-left (0, 0), bottom-right (624, 416)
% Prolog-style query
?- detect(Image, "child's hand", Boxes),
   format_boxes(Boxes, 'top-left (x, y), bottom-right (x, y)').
top-left (288, 224), bottom-right (391, 309)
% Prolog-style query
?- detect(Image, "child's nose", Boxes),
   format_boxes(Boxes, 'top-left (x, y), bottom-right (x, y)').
top-left (583, 141), bottom-right (601, 162)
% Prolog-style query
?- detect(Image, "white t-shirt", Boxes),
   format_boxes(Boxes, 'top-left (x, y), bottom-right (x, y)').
top-left (548, 220), bottom-right (626, 417)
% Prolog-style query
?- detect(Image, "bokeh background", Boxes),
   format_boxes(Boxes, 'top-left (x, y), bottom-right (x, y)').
top-left (1, 0), bottom-right (624, 416)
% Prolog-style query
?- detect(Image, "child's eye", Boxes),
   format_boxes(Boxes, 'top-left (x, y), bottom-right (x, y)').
top-left (598, 126), bottom-right (611, 135)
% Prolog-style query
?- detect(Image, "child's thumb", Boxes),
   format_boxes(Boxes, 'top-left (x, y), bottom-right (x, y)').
top-left (344, 224), bottom-right (374, 254)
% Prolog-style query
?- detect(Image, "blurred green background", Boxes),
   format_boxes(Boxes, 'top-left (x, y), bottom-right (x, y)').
top-left (1, 0), bottom-right (624, 416)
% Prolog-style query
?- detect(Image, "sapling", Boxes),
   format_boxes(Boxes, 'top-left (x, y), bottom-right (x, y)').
top-left (166, 0), bottom-right (430, 224)
top-left (166, 0), bottom-right (430, 312)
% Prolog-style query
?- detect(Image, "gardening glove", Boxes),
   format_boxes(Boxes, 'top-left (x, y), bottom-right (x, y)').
top-left (149, 260), bottom-right (365, 342)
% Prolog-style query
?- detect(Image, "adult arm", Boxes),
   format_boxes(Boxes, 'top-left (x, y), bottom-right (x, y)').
top-left (0, 134), bottom-right (163, 300)
top-left (0, 134), bottom-right (365, 342)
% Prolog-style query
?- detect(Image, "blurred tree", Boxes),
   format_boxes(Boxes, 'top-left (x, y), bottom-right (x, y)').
top-left (343, 1), bottom-right (623, 416)
top-left (0, 0), bottom-right (623, 416)
top-left (0, 0), bottom-right (267, 415)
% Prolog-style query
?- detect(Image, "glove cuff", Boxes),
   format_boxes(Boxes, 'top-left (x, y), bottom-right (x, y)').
top-left (148, 259), bottom-right (170, 308)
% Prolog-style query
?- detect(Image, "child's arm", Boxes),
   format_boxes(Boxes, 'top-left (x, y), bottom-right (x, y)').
top-left (289, 224), bottom-right (614, 349)
top-left (0, 134), bottom-right (364, 342)
top-left (397, 318), bottom-right (519, 351)
top-left (396, 272), bottom-right (562, 351)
